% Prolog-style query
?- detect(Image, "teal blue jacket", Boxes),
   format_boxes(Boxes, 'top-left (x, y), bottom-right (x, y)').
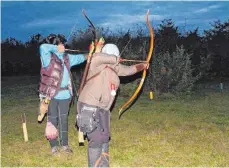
top-left (39, 44), bottom-right (86, 99)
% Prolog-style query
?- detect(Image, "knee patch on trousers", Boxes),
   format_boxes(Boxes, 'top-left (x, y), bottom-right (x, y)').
top-left (88, 142), bottom-right (109, 167)
top-left (94, 152), bottom-right (109, 167)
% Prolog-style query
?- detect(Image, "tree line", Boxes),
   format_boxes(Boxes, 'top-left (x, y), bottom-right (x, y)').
top-left (1, 19), bottom-right (229, 93)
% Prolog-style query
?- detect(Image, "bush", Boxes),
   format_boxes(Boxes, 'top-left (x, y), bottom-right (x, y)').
top-left (148, 46), bottom-right (201, 95)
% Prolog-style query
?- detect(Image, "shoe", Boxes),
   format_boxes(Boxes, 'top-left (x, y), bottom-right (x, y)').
top-left (62, 145), bottom-right (73, 154)
top-left (51, 146), bottom-right (59, 155)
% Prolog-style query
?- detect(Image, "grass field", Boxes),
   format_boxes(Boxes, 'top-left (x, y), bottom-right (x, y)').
top-left (1, 76), bottom-right (229, 167)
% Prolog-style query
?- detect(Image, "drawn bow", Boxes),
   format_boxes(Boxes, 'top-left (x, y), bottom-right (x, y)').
top-left (118, 10), bottom-right (154, 119)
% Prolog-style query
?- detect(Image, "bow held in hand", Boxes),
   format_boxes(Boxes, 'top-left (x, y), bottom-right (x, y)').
top-left (118, 9), bottom-right (155, 119)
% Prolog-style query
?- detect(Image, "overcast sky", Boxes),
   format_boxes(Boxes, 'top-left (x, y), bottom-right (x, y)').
top-left (1, 1), bottom-right (229, 42)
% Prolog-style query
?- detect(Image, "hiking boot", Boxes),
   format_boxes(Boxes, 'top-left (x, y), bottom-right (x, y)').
top-left (51, 146), bottom-right (59, 155)
top-left (62, 145), bottom-right (73, 154)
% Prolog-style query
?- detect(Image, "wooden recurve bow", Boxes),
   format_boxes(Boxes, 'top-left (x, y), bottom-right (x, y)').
top-left (118, 10), bottom-right (155, 119)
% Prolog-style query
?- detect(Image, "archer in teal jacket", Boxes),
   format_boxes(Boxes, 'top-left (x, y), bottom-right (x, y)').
top-left (39, 34), bottom-right (86, 155)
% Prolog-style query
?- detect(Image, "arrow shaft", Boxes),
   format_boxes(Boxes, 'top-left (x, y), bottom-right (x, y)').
top-left (65, 49), bottom-right (88, 52)
top-left (123, 59), bottom-right (147, 63)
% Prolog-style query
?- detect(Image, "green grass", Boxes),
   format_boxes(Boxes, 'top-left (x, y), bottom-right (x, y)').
top-left (1, 76), bottom-right (229, 166)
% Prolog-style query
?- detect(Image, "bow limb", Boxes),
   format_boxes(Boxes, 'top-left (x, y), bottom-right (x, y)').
top-left (78, 9), bottom-right (96, 96)
top-left (82, 9), bottom-right (97, 43)
top-left (119, 36), bottom-right (132, 57)
top-left (78, 42), bottom-right (94, 96)
top-left (118, 70), bottom-right (147, 118)
top-left (118, 10), bottom-right (154, 119)
top-left (66, 23), bottom-right (76, 42)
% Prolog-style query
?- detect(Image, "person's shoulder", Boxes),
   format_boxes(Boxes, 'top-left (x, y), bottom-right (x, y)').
top-left (93, 52), bottom-right (109, 57)
top-left (40, 43), bottom-right (55, 49)
top-left (39, 43), bottom-right (46, 49)
top-left (93, 52), bottom-right (118, 59)
top-left (91, 53), bottom-right (106, 61)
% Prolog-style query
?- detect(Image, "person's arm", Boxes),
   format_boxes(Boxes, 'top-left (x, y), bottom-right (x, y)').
top-left (115, 63), bottom-right (148, 76)
top-left (92, 53), bottom-right (119, 67)
top-left (39, 44), bottom-right (58, 67)
top-left (68, 53), bottom-right (87, 67)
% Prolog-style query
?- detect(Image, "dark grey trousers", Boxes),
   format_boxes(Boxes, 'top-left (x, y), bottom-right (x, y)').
top-left (77, 101), bottom-right (110, 167)
top-left (48, 98), bottom-right (70, 148)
